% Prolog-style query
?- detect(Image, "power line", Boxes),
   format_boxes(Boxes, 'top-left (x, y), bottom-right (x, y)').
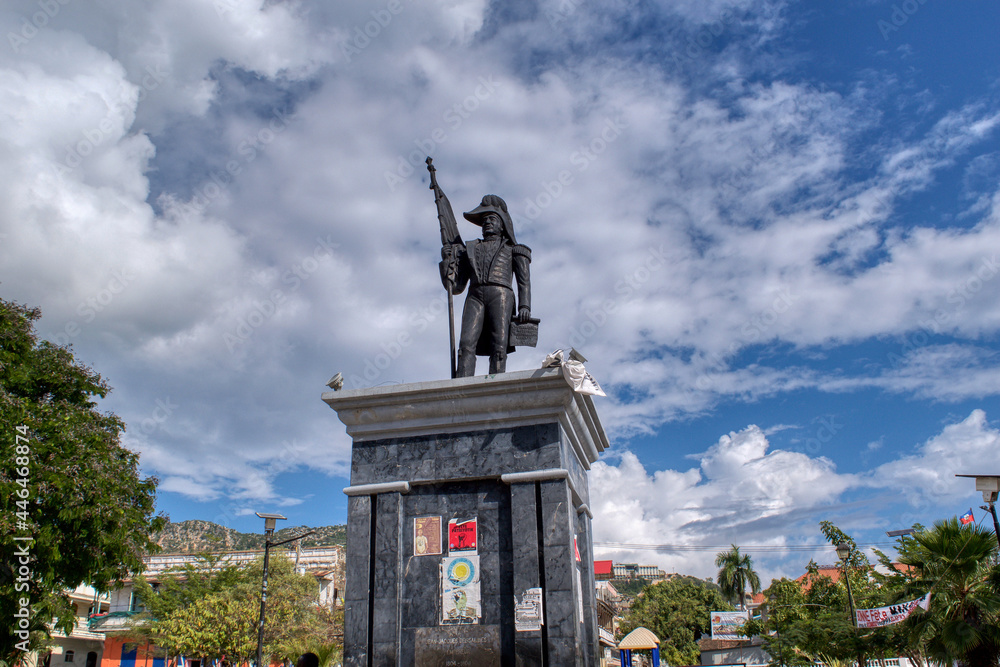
top-left (593, 542), bottom-right (899, 553)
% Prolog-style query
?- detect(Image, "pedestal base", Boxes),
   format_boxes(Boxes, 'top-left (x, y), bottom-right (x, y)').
top-left (324, 369), bottom-right (608, 667)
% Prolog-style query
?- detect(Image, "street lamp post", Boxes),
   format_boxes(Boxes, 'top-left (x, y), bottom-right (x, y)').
top-left (253, 513), bottom-right (318, 667)
top-left (836, 542), bottom-right (865, 667)
top-left (255, 512), bottom-right (286, 667)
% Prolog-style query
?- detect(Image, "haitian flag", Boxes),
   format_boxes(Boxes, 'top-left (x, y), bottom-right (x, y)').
top-left (960, 508), bottom-right (975, 525)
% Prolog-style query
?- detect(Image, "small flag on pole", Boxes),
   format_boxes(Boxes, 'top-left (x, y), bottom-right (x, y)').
top-left (960, 508), bottom-right (975, 525)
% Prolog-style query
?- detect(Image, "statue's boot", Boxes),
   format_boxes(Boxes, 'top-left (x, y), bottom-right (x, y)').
top-left (488, 350), bottom-right (507, 374)
top-left (456, 349), bottom-right (477, 377)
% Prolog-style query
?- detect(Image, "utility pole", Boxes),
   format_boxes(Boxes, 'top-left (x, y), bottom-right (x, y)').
top-left (837, 542), bottom-right (865, 667)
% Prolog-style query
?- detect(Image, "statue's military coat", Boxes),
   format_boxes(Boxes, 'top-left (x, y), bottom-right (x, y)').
top-left (448, 238), bottom-right (531, 356)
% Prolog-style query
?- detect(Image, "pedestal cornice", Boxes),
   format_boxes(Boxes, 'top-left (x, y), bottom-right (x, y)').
top-left (322, 367), bottom-right (609, 467)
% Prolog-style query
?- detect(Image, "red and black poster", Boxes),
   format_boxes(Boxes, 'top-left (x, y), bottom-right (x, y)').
top-left (448, 518), bottom-right (478, 555)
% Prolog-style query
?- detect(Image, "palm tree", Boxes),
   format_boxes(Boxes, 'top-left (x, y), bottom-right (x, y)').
top-left (898, 518), bottom-right (1000, 667)
top-left (715, 544), bottom-right (761, 611)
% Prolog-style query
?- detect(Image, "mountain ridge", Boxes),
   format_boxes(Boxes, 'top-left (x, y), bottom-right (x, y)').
top-left (152, 519), bottom-right (346, 553)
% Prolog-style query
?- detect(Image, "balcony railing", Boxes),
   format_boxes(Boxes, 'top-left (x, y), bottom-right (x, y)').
top-left (88, 611), bottom-right (140, 632)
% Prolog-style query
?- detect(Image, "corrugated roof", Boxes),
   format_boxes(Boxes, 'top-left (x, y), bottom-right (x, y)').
top-left (618, 626), bottom-right (660, 649)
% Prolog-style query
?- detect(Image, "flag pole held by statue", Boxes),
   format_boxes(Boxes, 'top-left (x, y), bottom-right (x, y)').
top-left (426, 157), bottom-right (462, 378)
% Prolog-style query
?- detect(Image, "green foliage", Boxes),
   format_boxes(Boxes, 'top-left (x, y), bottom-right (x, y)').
top-left (611, 577), bottom-right (653, 597)
top-left (896, 518), bottom-right (1000, 667)
top-left (754, 519), bottom-right (1000, 667)
top-left (0, 299), bottom-right (164, 660)
top-left (620, 576), bottom-right (734, 666)
top-left (715, 544), bottom-right (762, 610)
top-left (134, 553), bottom-right (341, 662)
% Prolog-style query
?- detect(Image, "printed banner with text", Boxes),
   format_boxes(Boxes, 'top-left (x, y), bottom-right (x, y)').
top-left (856, 593), bottom-right (931, 629)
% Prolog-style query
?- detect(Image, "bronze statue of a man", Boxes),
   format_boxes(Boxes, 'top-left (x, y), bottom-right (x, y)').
top-left (441, 195), bottom-right (533, 376)
top-left (427, 158), bottom-right (538, 377)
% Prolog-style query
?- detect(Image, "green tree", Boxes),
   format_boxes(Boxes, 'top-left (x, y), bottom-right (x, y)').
top-left (0, 299), bottom-right (164, 660)
top-left (715, 544), bottom-right (762, 610)
top-left (131, 553), bottom-right (244, 626)
top-left (746, 522), bottom-right (922, 667)
top-left (895, 518), bottom-right (1000, 667)
top-left (135, 553), bottom-right (338, 663)
top-left (620, 576), bottom-right (733, 666)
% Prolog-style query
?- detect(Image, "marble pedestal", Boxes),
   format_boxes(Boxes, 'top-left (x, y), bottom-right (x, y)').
top-left (322, 368), bottom-right (608, 666)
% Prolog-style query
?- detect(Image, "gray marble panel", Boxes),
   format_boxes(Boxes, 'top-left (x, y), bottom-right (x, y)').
top-left (371, 641), bottom-right (398, 667)
top-left (350, 423), bottom-right (567, 487)
top-left (543, 588), bottom-right (578, 639)
top-left (560, 430), bottom-right (590, 506)
top-left (343, 419), bottom-right (597, 665)
top-left (548, 636), bottom-right (582, 665)
top-left (509, 482), bottom-right (543, 664)
top-left (372, 492), bottom-right (401, 659)
top-left (344, 495), bottom-right (371, 667)
top-left (576, 511), bottom-right (599, 666)
top-left (539, 480), bottom-right (574, 593)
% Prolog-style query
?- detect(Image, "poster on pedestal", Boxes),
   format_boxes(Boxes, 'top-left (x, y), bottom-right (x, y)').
top-left (414, 516), bottom-right (442, 556)
top-left (441, 556), bottom-right (481, 624)
top-left (448, 518), bottom-right (478, 555)
top-left (514, 588), bottom-right (543, 632)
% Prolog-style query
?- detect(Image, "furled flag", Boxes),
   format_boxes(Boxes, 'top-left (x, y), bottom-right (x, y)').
top-left (960, 508), bottom-right (975, 525)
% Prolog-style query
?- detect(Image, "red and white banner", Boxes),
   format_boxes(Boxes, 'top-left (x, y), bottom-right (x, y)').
top-left (856, 593), bottom-right (931, 628)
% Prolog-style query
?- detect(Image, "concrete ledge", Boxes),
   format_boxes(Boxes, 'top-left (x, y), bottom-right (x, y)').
top-left (501, 468), bottom-right (569, 484)
top-left (323, 368), bottom-right (608, 467)
top-left (343, 481), bottom-right (411, 496)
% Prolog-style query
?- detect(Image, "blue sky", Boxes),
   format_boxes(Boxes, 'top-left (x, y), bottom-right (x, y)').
top-left (1, 0), bottom-right (998, 583)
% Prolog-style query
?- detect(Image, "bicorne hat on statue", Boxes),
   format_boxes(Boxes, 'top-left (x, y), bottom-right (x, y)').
top-left (464, 194), bottom-right (517, 244)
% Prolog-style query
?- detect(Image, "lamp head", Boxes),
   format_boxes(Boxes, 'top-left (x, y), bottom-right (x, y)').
top-left (255, 512), bottom-right (287, 533)
top-left (956, 474), bottom-right (1000, 504)
top-left (835, 542), bottom-right (851, 562)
